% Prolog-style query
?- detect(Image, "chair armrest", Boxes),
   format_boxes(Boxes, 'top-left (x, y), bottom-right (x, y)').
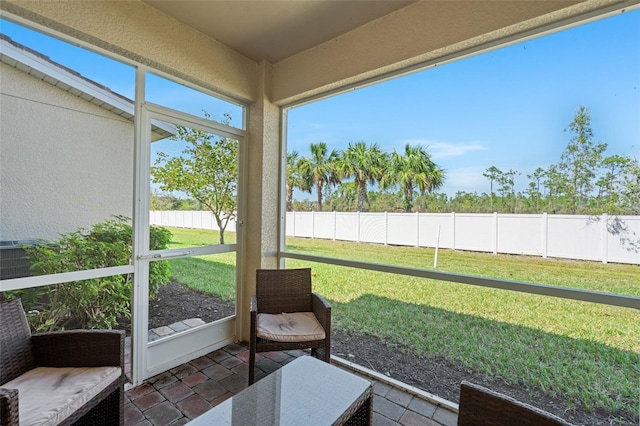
top-left (250, 295), bottom-right (258, 345)
top-left (0, 388), bottom-right (19, 426)
top-left (458, 381), bottom-right (571, 426)
top-left (250, 295), bottom-right (258, 313)
top-left (32, 329), bottom-right (124, 368)
top-left (311, 293), bottom-right (331, 331)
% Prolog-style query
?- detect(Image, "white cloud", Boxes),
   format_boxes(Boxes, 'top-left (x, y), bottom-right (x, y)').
top-left (438, 166), bottom-right (489, 195)
top-left (399, 139), bottom-right (486, 159)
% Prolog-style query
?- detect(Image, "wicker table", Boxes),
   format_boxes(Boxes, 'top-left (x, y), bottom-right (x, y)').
top-left (187, 356), bottom-right (373, 425)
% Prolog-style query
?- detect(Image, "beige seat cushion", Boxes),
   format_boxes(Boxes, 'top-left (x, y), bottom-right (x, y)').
top-left (3, 366), bottom-right (121, 426)
top-left (257, 312), bottom-right (326, 342)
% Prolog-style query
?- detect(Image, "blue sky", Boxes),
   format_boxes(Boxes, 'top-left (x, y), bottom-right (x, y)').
top-left (287, 9), bottom-right (640, 196)
top-left (1, 9), bottom-right (639, 197)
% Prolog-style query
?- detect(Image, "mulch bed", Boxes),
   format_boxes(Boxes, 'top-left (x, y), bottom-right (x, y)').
top-left (125, 282), bottom-right (636, 426)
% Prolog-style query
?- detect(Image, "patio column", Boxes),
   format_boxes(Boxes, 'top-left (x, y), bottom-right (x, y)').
top-left (240, 60), bottom-right (281, 341)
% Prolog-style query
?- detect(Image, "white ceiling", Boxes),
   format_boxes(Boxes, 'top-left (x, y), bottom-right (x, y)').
top-left (143, 0), bottom-right (416, 63)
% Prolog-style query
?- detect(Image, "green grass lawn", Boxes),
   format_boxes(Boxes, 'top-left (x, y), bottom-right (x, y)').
top-left (165, 227), bottom-right (640, 417)
top-left (166, 228), bottom-right (236, 300)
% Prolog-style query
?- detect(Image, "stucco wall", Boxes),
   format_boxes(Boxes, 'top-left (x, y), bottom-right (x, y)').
top-left (0, 62), bottom-right (134, 240)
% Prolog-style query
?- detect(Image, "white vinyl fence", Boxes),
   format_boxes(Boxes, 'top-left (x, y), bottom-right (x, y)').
top-left (150, 210), bottom-right (237, 233)
top-left (150, 211), bottom-right (640, 265)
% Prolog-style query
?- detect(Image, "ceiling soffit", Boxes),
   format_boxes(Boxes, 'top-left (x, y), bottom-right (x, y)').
top-left (143, 0), bottom-right (416, 63)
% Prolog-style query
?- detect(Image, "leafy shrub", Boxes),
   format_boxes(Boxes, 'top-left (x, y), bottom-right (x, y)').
top-left (4, 216), bottom-right (171, 331)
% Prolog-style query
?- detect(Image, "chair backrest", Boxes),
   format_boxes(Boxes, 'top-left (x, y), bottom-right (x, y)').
top-left (457, 381), bottom-right (572, 426)
top-left (255, 268), bottom-right (313, 314)
top-left (0, 298), bottom-right (36, 384)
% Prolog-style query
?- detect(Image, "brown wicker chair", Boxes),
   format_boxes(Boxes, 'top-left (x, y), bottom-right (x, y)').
top-left (458, 381), bottom-right (572, 426)
top-left (0, 298), bottom-right (125, 426)
top-left (249, 268), bottom-right (331, 385)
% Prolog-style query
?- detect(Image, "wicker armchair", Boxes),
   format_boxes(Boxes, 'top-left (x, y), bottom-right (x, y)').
top-left (249, 268), bottom-right (331, 385)
top-left (0, 298), bottom-right (125, 426)
top-left (457, 381), bottom-right (572, 426)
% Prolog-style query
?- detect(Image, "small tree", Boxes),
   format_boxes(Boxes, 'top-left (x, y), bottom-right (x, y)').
top-left (483, 166), bottom-right (502, 211)
top-left (327, 182), bottom-right (357, 211)
top-left (526, 167), bottom-right (546, 213)
top-left (557, 106), bottom-right (607, 213)
top-left (497, 169), bottom-right (520, 213)
top-left (152, 113), bottom-right (238, 244)
top-left (620, 156), bottom-right (640, 214)
top-left (595, 155), bottom-right (631, 210)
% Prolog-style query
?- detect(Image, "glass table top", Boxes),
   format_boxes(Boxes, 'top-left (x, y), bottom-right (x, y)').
top-left (188, 356), bottom-right (373, 425)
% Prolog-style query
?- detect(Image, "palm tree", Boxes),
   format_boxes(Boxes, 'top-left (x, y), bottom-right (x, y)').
top-left (299, 142), bottom-right (339, 212)
top-left (383, 144), bottom-right (445, 212)
top-left (336, 141), bottom-right (388, 211)
top-left (285, 151), bottom-right (311, 211)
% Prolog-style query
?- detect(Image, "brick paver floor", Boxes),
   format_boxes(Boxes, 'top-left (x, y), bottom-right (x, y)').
top-left (125, 343), bottom-right (459, 426)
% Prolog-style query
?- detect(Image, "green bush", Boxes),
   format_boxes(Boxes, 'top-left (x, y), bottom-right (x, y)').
top-left (4, 216), bottom-right (171, 331)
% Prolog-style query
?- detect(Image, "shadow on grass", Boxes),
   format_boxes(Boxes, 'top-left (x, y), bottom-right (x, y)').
top-left (330, 293), bottom-right (638, 425)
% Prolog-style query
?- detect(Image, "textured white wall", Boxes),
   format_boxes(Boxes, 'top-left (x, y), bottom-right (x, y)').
top-left (0, 63), bottom-right (134, 241)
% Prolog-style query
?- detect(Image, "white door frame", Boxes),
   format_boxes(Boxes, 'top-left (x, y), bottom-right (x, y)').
top-left (131, 91), bottom-right (246, 384)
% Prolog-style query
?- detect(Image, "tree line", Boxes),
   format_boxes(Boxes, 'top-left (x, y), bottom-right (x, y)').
top-left (288, 106), bottom-right (639, 215)
top-left (150, 107), bottom-right (639, 231)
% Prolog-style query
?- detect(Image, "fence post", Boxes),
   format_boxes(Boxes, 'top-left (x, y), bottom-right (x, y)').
top-left (434, 225), bottom-right (441, 268)
top-left (541, 212), bottom-right (548, 259)
top-left (292, 211), bottom-right (296, 237)
top-left (451, 212), bottom-right (456, 250)
top-left (601, 213), bottom-right (608, 264)
top-left (493, 212), bottom-right (498, 255)
top-left (416, 211), bottom-right (420, 247)
top-left (356, 211), bottom-right (361, 243)
top-left (384, 211), bottom-right (388, 246)
top-left (311, 210), bottom-right (315, 239)
top-left (333, 211), bottom-right (337, 241)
